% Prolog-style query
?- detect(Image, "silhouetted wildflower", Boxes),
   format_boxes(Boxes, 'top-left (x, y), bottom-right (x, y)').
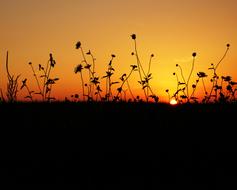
top-left (131, 34), bottom-right (136, 40)
top-left (91, 77), bottom-right (100, 85)
top-left (120, 74), bottom-right (127, 81)
top-left (222, 76), bottom-right (231, 82)
top-left (197, 72), bottom-right (207, 78)
top-left (76, 41), bottom-right (81, 49)
top-left (74, 64), bottom-right (83, 73)
top-left (192, 52), bottom-right (197, 57)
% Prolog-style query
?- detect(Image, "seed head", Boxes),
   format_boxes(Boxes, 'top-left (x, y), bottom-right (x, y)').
top-left (131, 34), bottom-right (136, 40)
top-left (76, 41), bottom-right (81, 49)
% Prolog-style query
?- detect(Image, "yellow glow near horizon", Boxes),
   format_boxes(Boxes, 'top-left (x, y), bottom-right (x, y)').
top-left (0, 0), bottom-right (237, 102)
top-left (170, 99), bottom-right (178, 105)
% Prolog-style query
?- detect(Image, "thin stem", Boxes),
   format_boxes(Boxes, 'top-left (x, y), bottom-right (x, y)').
top-left (186, 56), bottom-right (195, 101)
top-left (126, 80), bottom-right (135, 100)
top-left (147, 55), bottom-right (153, 76)
top-left (43, 60), bottom-right (50, 99)
top-left (178, 65), bottom-right (186, 85)
top-left (133, 40), bottom-right (148, 101)
top-left (25, 85), bottom-right (33, 101)
top-left (80, 72), bottom-right (85, 101)
top-left (29, 63), bottom-right (43, 98)
top-left (215, 46), bottom-right (229, 71)
top-left (115, 69), bottom-right (134, 98)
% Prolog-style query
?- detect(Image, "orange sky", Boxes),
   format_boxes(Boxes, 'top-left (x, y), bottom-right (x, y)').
top-left (0, 0), bottom-right (237, 102)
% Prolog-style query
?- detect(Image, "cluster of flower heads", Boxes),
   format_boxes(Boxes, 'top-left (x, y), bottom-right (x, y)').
top-left (73, 34), bottom-right (159, 103)
top-left (166, 43), bottom-right (237, 104)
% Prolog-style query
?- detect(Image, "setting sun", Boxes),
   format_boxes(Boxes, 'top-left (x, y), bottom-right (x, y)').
top-left (170, 99), bottom-right (178, 105)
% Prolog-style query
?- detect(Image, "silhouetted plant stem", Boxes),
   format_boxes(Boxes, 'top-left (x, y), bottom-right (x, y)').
top-left (177, 65), bottom-right (186, 85)
top-left (43, 61), bottom-right (50, 100)
top-left (215, 44), bottom-right (230, 71)
top-left (186, 53), bottom-right (196, 102)
top-left (173, 72), bottom-right (179, 93)
top-left (0, 89), bottom-right (5, 102)
top-left (20, 79), bottom-right (33, 101)
top-left (202, 77), bottom-right (207, 95)
top-left (29, 62), bottom-right (43, 99)
top-left (126, 80), bottom-right (135, 101)
top-left (147, 55), bottom-right (153, 76)
top-left (102, 55), bottom-right (116, 101)
top-left (190, 80), bottom-right (199, 100)
top-left (88, 51), bottom-right (96, 99)
top-left (115, 67), bottom-right (134, 100)
top-left (74, 63), bottom-right (85, 101)
top-left (80, 72), bottom-right (85, 101)
top-left (41, 53), bottom-right (57, 101)
top-left (131, 34), bottom-right (148, 101)
top-left (206, 44), bottom-right (230, 103)
top-left (5, 51), bottom-right (20, 102)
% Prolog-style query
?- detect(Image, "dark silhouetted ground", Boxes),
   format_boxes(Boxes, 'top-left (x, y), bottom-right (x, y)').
top-left (0, 102), bottom-right (236, 188)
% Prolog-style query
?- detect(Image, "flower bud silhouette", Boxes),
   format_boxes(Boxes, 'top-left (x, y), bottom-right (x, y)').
top-left (131, 34), bottom-right (136, 40)
top-left (76, 41), bottom-right (81, 49)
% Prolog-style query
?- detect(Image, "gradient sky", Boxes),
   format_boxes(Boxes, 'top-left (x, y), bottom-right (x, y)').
top-left (1, 0), bottom-right (237, 102)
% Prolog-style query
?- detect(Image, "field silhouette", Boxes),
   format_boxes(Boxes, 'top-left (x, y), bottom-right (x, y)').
top-left (0, 34), bottom-right (237, 188)
top-left (1, 101), bottom-right (237, 188)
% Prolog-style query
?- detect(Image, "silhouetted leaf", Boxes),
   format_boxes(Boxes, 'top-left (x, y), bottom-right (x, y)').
top-left (74, 64), bottom-right (83, 73)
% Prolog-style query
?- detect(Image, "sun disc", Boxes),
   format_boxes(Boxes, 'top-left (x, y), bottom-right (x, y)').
top-left (170, 99), bottom-right (178, 105)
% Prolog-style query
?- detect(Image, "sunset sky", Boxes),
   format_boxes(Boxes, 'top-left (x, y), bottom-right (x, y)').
top-left (0, 0), bottom-right (237, 102)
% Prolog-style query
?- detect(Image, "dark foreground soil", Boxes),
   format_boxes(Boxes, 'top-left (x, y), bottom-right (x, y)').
top-left (0, 102), bottom-right (237, 188)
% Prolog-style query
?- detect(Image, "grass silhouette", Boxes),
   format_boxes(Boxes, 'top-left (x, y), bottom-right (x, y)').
top-left (4, 51), bottom-right (20, 103)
